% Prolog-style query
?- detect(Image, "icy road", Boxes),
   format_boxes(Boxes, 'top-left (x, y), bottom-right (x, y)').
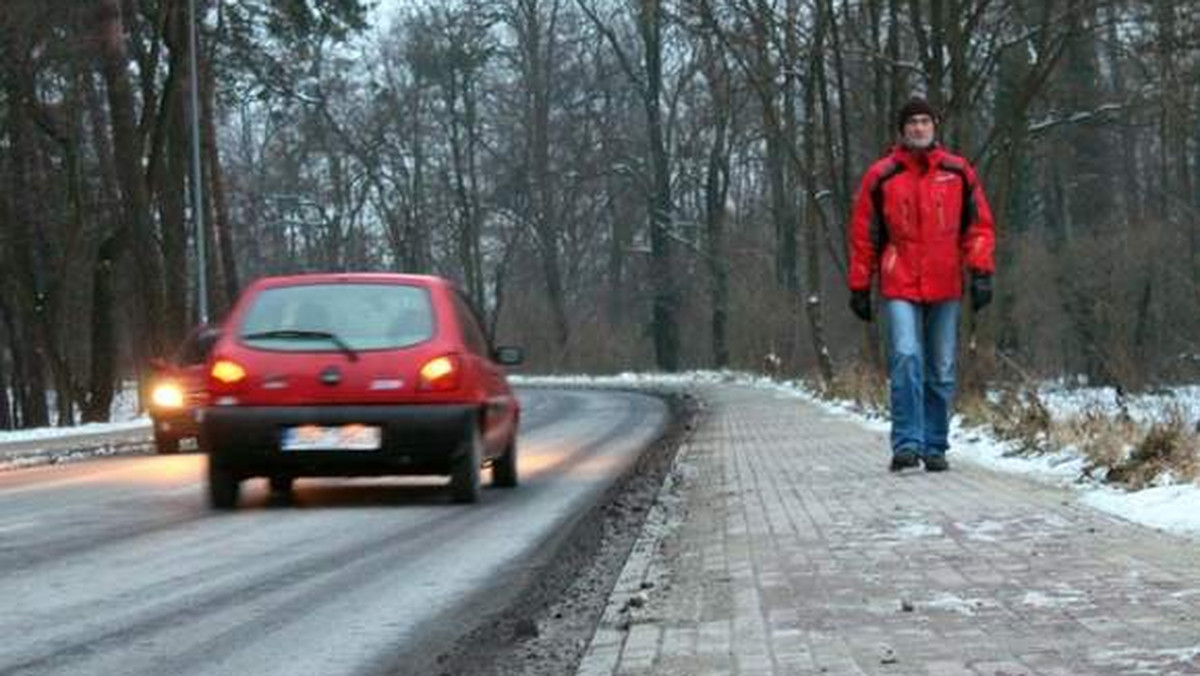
top-left (0, 388), bottom-right (667, 676)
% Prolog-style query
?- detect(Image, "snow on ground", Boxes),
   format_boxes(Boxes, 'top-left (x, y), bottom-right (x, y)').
top-left (797, 377), bottom-right (1200, 541)
top-left (513, 371), bottom-right (1200, 541)
top-left (0, 418), bottom-right (149, 444)
top-left (0, 384), bottom-right (147, 445)
top-left (1038, 382), bottom-right (1200, 425)
top-left (2, 371), bottom-right (1198, 540)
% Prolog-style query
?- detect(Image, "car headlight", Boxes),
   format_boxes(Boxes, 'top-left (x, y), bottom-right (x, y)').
top-left (151, 382), bottom-right (185, 409)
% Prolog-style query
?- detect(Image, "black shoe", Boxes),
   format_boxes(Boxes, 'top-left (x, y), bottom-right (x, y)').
top-left (923, 454), bottom-right (949, 472)
top-left (889, 448), bottom-right (920, 472)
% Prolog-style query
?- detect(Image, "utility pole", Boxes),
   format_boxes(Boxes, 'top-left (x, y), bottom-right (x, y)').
top-left (188, 0), bottom-right (209, 324)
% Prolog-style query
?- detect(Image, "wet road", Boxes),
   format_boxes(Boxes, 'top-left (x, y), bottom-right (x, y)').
top-left (0, 388), bottom-right (667, 676)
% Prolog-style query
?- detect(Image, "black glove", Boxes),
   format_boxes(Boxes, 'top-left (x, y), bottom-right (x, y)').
top-left (849, 289), bottom-right (872, 322)
top-left (970, 273), bottom-right (992, 312)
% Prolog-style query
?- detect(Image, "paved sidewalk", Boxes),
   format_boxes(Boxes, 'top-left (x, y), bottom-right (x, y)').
top-left (578, 385), bottom-right (1200, 675)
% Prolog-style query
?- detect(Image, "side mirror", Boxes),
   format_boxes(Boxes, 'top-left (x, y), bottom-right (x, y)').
top-left (149, 357), bottom-right (170, 371)
top-left (493, 346), bottom-right (524, 366)
top-left (196, 329), bottom-right (222, 357)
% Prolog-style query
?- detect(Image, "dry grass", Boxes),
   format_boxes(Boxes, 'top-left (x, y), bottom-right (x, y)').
top-left (1104, 408), bottom-right (1200, 489)
top-left (821, 362), bottom-right (887, 415)
top-left (1051, 407), bottom-right (1141, 479)
top-left (955, 389), bottom-right (993, 429)
top-left (975, 386), bottom-right (1199, 489)
top-left (985, 384), bottom-right (1053, 453)
top-left (818, 366), bottom-right (1199, 489)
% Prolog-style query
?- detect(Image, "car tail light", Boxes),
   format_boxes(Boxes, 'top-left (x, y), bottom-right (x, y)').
top-left (419, 355), bottom-right (461, 391)
top-left (150, 382), bottom-right (185, 409)
top-left (211, 359), bottom-right (247, 385)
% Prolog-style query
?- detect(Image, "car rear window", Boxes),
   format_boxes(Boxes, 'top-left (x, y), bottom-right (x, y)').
top-left (238, 283), bottom-right (435, 351)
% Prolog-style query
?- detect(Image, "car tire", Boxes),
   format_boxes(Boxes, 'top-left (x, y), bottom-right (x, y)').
top-left (208, 461), bottom-right (241, 510)
top-left (154, 429), bottom-right (180, 455)
top-left (449, 423), bottom-right (482, 504)
top-left (492, 439), bottom-right (518, 488)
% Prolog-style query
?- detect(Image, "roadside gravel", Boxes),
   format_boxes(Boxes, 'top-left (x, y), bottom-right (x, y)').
top-left (422, 389), bottom-right (702, 676)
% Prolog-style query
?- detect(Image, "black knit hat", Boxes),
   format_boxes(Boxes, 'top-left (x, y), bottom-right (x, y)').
top-left (897, 96), bottom-right (938, 132)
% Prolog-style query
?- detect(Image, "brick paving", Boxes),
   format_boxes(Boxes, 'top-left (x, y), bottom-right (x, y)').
top-left (578, 385), bottom-right (1200, 676)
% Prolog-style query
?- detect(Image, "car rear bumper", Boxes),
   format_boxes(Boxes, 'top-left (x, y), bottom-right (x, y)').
top-left (201, 404), bottom-right (477, 477)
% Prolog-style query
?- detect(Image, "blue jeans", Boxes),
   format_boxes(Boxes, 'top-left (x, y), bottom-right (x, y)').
top-left (883, 299), bottom-right (961, 456)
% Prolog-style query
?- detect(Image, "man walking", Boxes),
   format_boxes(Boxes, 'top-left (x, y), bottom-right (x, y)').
top-left (846, 96), bottom-right (996, 472)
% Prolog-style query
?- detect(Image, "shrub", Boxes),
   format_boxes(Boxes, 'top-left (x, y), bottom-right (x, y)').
top-left (1105, 408), bottom-right (1199, 489)
top-left (988, 384), bottom-right (1052, 453)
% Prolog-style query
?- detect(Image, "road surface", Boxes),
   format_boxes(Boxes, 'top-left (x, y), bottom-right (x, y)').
top-left (0, 387), bottom-right (667, 676)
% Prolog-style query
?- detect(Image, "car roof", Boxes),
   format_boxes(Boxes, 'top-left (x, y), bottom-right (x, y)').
top-left (246, 273), bottom-right (452, 292)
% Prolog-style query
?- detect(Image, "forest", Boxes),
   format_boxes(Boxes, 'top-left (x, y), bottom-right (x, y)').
top-left (1, 0), bottom-right (1197, 427)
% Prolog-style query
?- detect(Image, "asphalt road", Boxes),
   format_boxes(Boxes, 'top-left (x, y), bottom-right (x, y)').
top-left (0, 387), bottom-right (668, 676)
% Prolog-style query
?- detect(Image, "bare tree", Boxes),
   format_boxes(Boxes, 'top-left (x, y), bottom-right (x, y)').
top-left (578, 0), bottom-right (681, 371)
top-left (802, 0), bottom-right (836, 384)
top-left (96, 0), bottom-right (167, 382)
top-left (507, 0), bottom-right (572, 356)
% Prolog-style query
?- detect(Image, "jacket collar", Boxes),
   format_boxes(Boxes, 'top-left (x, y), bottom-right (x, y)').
top-left (890, 142), bottom-right (946, 173)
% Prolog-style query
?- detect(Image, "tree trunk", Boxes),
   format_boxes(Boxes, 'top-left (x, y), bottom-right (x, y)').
top-left (0, 348), bottom-right (10, 429)
top-left (816, 0), bottom-right (852, 254)
top-left (751, 0), bottom-right (797, 293)
top-left (517, 0), bottom-right (570, 354)
top-left (702, 40), bottom-right (732, 369)
top-left (868, 0), bottom-right (887, 151)
top-left (0, 301), bottom-right (44, 429)
top-left (153, 0), bottom-right (190, 347)
top-left (781, 0), bottom-right (799, 297)
top-left (446, 73), bottom-right (482, 311)
top-left (464, 74), bottom-right (486, 312)
top-left (202, 38), bottom-right (239, 317)
top-left (803, 0), bottom-right (835, 385)
top-left (96, 0), bottom-right (166, 375)
top-left (887, 0), bottom-right (904, 119)
top-left (605, 171), bottom-right (631, 324)
top-left (578, 0), bottom-right (677, 367)
top-left (640, 0), bottom-right (679, 371)
top-left (408, 74), bottom-right (430, 272)
top-left (1061, 5), bottom-right (1112, 232)
top-left (0, 17), bottom-right (52, 427)
top-left (0, 295), bottom-right (10, 429)
top-left (81, 235), bottom-right (119, 423)
top-left (80, 48), bottom-right (121, 423)
top-left (828, 0), bottom-right (851, 210)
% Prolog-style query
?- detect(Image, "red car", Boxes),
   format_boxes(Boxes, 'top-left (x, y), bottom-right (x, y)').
top-left (199, 273), bottom-right (523, 509)
top-left (148, 325), bottom-right (221, 454)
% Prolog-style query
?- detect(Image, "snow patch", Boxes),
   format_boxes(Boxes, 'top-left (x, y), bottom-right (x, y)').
top-left (955, 519), bottom-right (1007, 543)
top-left (1094, 643), bottom-right (1200, 673)
top-left (1021, 587), bottom-right (1086, 609)
top-left (924, 592), bottom-right (993, 616)
top-left (1081, 483), bottom-right (1200, 537)
top-left (893, 521), bottom-right (943, 540)
top-left (0, 418), bottom-right (149, 445)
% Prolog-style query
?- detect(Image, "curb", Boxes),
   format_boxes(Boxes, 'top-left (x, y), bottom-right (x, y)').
top-left (575, 418), bottom-right (698, 676)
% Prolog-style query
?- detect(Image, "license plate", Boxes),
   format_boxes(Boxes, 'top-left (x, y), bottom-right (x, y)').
top-left (281, 424), bottom-right (382, 451)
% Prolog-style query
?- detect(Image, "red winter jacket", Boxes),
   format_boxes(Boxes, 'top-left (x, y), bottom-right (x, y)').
top-left (847, 144), bottom-right (995, 302)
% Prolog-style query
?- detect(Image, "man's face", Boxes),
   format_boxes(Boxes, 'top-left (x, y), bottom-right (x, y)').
top-left (903, 114), bottom-right (935, 149)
